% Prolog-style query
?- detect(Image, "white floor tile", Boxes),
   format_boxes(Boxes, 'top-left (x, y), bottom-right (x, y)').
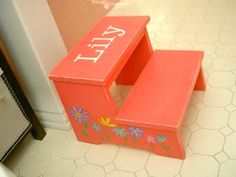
top-left (44, 158), bottom-right (76, 177)
top-left (197, 108), bottom-right (228, 129)
top-left (114, 147), bottom-right (149, 172)
top-left (233, 93), bottom-right (236, 106)
top-left (175, 32), bottom-right (197, 43)
top-left (203, 88), bottom-right (232, 107)
top-left (146, 154), bottom-right (182, 177)
top-left (60, 140), bottom-right (90, 159)
top-left (202, 56), bottom-right (213, 69)
top-left (213, 57), bottom-right (236, 71)
top-left (225, 104), bottom-right (236, 113)
top-left (19, 153), bottom-right (50, 177)
top-left (219, 160), bottom-right (236, 177)
top-left (181, 155), bottom-right (219, 177)
top-left (135, 169), bottom-right (149, 177)
top-left (220, 126), bottom-right (234, 136)
top-left (193, 43), bottom-right (216, 56)
top-left (187, 123), bottom-right (200, 132)
top-left (197, 32), bottom-right (219, 43)
top-left (185, 147), bottom-right (193, 157)
top-left (73, 164), bottom-right (105, 177)
top-left (216, 44), bottom-right (236, 57)
top-left (224, 133), bottom-right (236, 158)
top-left (190, 91), bottom-right (203, 105)
top-left (229, 111), bottom-right (236, 130)
top-left (183, 106), bottom-right (197, 126)
top-left (208, 72), bottom-right (235, 88)
top-left (155, 32), bottom-right (176, 43)
top-left (229, 85), bottom-right (236, 92)
top-left (200, 23), bottom-right (222, 32)
top-left (106, 170), bottom-right (135, 177)
top-left (36, 129), bottom-right (67, 158)
top-left (189, 129), bottom-right (224, 155)
top-left (85, 144), bottom-right (118, 165)
top-left (214, 151), bottom-right (229, 163)
top-left (75, 157), bottom-right (87, 167)
top-left (104, 163), bottom-right (116, 174)
top-left (180, 22), bottom-right (201, 33)
top-left (220, 33), bottom-right (236, 44)
top-left (222, 23), bottom-right (236, 33)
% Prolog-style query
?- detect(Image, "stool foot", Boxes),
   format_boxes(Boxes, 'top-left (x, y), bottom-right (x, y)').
top-left (194, 67), bottom-right (206, 91)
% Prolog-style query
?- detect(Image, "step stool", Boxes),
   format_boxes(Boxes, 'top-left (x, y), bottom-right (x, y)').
top-left (49, 16), bottom-right (205, 159)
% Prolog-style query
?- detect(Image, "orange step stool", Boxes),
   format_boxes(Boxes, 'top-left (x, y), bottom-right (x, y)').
top-left (49, 16), bottom-right (205, 159)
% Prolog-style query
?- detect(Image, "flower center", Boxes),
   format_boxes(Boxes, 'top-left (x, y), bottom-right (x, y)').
top-left (76, 113), bottom-right (81, 118)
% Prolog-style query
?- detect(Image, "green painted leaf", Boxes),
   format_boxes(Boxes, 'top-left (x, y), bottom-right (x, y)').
top-left (82, 130), bottom-right (89, 137)
top-left (123, 136), bottom-right (128, 143)
top-left (84, 122), bottom-right (88, 129)
top-left (131, 137), bottom-right (137, 144)
top-left (161, 144), bottom-right (170, 151)
top-left (102, 133), bottom-right (110, 142)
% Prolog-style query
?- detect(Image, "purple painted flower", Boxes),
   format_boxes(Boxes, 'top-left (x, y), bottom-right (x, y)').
top-left (70, 106), bottom-right (90, 123)
top-left (128, 127), bottom-right (143, 137)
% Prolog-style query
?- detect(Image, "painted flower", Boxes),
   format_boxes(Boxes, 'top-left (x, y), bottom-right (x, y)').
top-left (128, 127), bottom-right (143, 137)
top-left (147, 136), bottom-right (156, 143)
top-left (71, 106), bottom-right (90, 123)
top-left (99, 117), bottom-right (116, 128)
top-left (112, 127), bottom-right (126, 137)
top-left (156, 135), bottom-right (167, 143)
top-left (92, 123), bottom-right (101, 131)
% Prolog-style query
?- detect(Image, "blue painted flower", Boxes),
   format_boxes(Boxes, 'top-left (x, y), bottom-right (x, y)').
top-left (92, 123), bottom-right (101, 131)
top-left (70, 106), bottom-right (90, 123)
top-left (112, 127), bottom-right (126, 137)
top-left (156, 135), bottom-right (167, 143)
top-left (128, 127), bottom-right (143, 137)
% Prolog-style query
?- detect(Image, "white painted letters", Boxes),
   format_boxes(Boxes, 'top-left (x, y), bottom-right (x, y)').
top-left (74, 50), bottom-right (104, 63)
top-left (102, 25), bottom-right (126, 36)
top-left (88, 43), bottom-right (110, 49)
top-left (91, 37), bottom-right (115, 42)
top-left (74, 25), bottom-right (126, 63)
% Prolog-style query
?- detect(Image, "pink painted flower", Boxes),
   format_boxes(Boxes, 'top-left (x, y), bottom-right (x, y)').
top-left (147, 136), bottom-right (156, 143)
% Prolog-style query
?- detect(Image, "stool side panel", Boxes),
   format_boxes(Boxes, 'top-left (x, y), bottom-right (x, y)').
top-left (115, 29), bottom-right (153, 85)
top-left (53, 81), bottom-right (118, 143)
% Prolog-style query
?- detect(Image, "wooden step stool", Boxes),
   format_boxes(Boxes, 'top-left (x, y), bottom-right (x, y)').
top-left (49, 16), bottom-right (205, 159)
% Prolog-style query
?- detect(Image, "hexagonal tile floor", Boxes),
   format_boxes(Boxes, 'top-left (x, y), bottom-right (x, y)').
top-left (3, 0), bottom-right (236, 177)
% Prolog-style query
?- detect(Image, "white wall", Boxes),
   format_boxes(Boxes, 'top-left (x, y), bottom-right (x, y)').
top-left (0, 0), bottom-right (70, 129)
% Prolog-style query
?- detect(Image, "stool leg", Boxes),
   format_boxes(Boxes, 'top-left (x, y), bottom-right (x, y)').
top-left (154, 130), bottom-right (186, 159)
top-left (194, 67), bottom-right (206, 91)
top-left (172, 131), bottom-right (186, 159)
top-left (115, 29), bottom-right (153, 85)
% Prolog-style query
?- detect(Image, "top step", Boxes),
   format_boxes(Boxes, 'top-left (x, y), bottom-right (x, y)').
top-left (49, 16), bottom-right (150, 85)
top-left (115, 50), bottom-right (204, 131)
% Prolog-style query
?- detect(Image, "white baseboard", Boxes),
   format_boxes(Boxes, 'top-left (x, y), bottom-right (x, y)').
top-left (41, 121), bottom-right (71, 130)
top-left (35, 110), bottom-right (71, 129)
